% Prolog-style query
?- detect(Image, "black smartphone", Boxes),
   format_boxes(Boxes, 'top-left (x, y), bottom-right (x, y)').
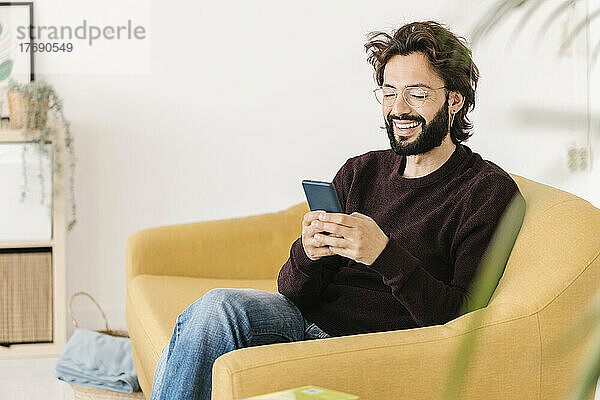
top-left (302, 180), bottom-right (343, 236)
top-left (302, 179), bottom-right (343, 212)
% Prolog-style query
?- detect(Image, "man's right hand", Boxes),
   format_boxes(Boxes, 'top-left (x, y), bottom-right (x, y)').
top-left (301, 211), bottom-right (342, 261)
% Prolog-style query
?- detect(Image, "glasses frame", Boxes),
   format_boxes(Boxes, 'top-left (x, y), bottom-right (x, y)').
top-left (373, 85), bottom-right (447, 108)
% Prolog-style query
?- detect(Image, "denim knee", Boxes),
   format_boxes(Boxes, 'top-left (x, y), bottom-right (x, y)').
top-left (199, 288), bottom-right (276, 311)
top-left (198, 288), bottom-right (251, 316)
top-left (171, 290), bottom-right (219, 335)
top-left (177, 288), bottom-right (306, 339)
top-left (177, 288), bottom-right (231, 325)
top-left (200, 288), bottom-right (240, 306)
top-left (179, 288), bottom-right (259, 329)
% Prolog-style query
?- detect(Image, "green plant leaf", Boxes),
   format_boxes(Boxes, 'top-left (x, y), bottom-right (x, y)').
top-left (508, 0), bottom-right (552, 45)
top-left (0, 59), bottom-right (14, 81)
top-left (471, 0), bottom-right (531, 48)
top-left (11, 78), bottom-right (78, 231)
top-left (534, 0), bottom-right (583, 45)
top-left (547, 289), bottom-right (600, 357)
top-left (567, 327), bottom-right (600, 400)
top-left (472, 1), bottom-right (600, 65)
top-left (440, 193), bottom-right (526, 399)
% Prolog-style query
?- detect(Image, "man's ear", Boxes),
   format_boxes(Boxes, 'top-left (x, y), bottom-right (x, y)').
top-left (448, 91), bottom-right (465, 115)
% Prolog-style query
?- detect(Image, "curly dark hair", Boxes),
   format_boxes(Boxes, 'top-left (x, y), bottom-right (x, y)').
top-left (364, 21), bottom-right (479, 143)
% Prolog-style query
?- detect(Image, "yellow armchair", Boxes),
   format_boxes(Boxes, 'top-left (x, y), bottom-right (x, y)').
top-left (126, 174), bottom-right (600, 399)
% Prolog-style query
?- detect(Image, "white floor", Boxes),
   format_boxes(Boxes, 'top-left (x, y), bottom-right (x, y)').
top-left (0, 357), bottom-right (74, 400)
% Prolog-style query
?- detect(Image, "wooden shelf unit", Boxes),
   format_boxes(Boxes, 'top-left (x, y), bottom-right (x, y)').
top-left (0, 129), bottom-right (54, 143)
top-left (0, 240), bottom-right (54, 249)
top-left (0, 128), bottom-right (67, 359)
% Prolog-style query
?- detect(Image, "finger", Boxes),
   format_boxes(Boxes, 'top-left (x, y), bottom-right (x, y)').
top-left (308, 225), bottom-right (340, 238)
top-left (308, 220), bottom-right (329, 237)
top-left (302, 231), bottom-right (323, 247)
top-left (304, 227), bottom-right (331, 243)
top-left (311, 219), bottom-right (351, 237)
top-left (303, 211), bottom-right (327, 227)
top-left (314, 232), bottom-right (345, 248)
top-left (351, 212), bottom-right (372, 222)
top-left (312, 246), bottom-right (334, 257)
top-left (309, 236), bottom-right (333, 249)
top-left (328, 245), bottom-right (352, 259)
top-left (320, 212), bottom-right (355, 228)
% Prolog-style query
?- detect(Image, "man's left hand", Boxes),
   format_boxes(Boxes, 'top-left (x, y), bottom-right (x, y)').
top-left (311, 211), bottom-right (390, 266)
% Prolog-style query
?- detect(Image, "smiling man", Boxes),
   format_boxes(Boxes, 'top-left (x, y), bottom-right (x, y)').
top-left (276, 21), bottom-right (524, 337)
top-left (149, 21), bottom-right (525, 400)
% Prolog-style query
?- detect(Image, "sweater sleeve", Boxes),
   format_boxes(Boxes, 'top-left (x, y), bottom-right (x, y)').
top-left (277, 160), bottom-right (351, 310)
top-left (364, 174), bottom-right (522, 327)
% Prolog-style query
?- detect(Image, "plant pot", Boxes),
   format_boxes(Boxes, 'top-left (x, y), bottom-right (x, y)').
top-left (7, 90), bottom-right (49, 130)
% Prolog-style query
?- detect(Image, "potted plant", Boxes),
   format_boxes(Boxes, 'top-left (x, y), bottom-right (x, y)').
top-left (7, 78), bottom-right (77, 231)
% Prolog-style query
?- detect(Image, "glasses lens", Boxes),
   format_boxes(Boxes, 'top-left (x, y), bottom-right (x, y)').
top-left (403, 87), bottom-right (427, 108)
top-left (375, 87), bottom-right (396, 106)
top-left (374, 88), bottom-right (384, 105)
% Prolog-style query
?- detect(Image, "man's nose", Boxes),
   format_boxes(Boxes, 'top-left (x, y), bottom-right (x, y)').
top-left (391, 92), bottom-right (412, 116)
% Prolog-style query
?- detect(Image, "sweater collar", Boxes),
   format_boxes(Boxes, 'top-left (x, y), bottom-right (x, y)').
top-left (393, 143), bottom-right (469, 188)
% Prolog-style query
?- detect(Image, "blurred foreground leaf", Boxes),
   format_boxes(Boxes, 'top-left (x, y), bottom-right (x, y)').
top-left (441, 192), bottom-right (526, 399)
top-left (547, 289), bottom-right (600, 400)
top-left (471, 0), bottom-right (600, 66)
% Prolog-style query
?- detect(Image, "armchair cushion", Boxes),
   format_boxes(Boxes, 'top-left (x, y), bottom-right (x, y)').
top-left (125, 275), bottom-right (277, 393)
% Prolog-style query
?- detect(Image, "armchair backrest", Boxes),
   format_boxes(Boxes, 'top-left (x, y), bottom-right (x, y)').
top-left (489, 174), bottom-right (600, 316)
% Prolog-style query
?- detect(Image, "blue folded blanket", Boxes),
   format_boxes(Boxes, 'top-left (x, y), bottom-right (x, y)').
top-left (55, 328), bottom-right (140, 393)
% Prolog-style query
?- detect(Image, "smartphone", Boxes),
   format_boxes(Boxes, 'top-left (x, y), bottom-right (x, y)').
top-left (302, 180), bottom-right (343, 236)
top-left (302, 180), bottom-right (343, 213)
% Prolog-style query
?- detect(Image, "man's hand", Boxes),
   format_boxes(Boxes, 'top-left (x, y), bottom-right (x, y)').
top-left (301, 211), bottom-right (343, 261)
top-left (310, 211), bottom-right (390, 266)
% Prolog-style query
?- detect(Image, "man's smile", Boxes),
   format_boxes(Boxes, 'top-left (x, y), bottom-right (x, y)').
top-left (393, 120), bottom-right (422, 137)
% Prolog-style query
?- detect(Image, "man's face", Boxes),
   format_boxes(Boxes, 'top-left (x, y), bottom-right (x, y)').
top-left (381, 52), bottom-right (450, 156)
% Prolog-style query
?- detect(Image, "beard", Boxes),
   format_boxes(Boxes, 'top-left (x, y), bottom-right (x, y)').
top-left (384, 96), bottom-right (450, 156)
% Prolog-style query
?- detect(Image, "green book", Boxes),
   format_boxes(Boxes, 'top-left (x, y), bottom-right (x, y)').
top-left (242, 385), bottom-right (358, 399)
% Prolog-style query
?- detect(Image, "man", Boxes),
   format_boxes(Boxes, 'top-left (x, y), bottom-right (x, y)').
top-left (150, 21), bottom-right (524, 400)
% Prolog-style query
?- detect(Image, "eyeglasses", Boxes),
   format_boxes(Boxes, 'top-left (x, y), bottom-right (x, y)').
top-left (373, 85), bottom-right (447, 108)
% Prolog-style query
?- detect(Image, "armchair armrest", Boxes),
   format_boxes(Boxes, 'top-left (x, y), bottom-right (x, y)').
top-left (126, 203), bottom-right (308, 283)
top-left (212, 303), bottom-right (541, 400)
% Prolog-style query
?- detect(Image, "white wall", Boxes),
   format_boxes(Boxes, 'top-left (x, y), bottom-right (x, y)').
top-left (24, 0), bottom-right (598, 334)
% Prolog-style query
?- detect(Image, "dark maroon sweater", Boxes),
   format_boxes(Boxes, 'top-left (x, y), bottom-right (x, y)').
top-left (277, 143), bottom-right (523, 337)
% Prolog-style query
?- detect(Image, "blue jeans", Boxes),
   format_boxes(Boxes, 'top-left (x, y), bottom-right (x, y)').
top-left (149, 288), bottom-right (331, 400)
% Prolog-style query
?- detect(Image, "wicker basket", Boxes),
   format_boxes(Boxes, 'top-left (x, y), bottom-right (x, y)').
top-left (67, 292), bottom-right (144, 399)
top-left (70, 384), bottom-right (146, 400)
top-left (0, 249), bottom-right (53, 344)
